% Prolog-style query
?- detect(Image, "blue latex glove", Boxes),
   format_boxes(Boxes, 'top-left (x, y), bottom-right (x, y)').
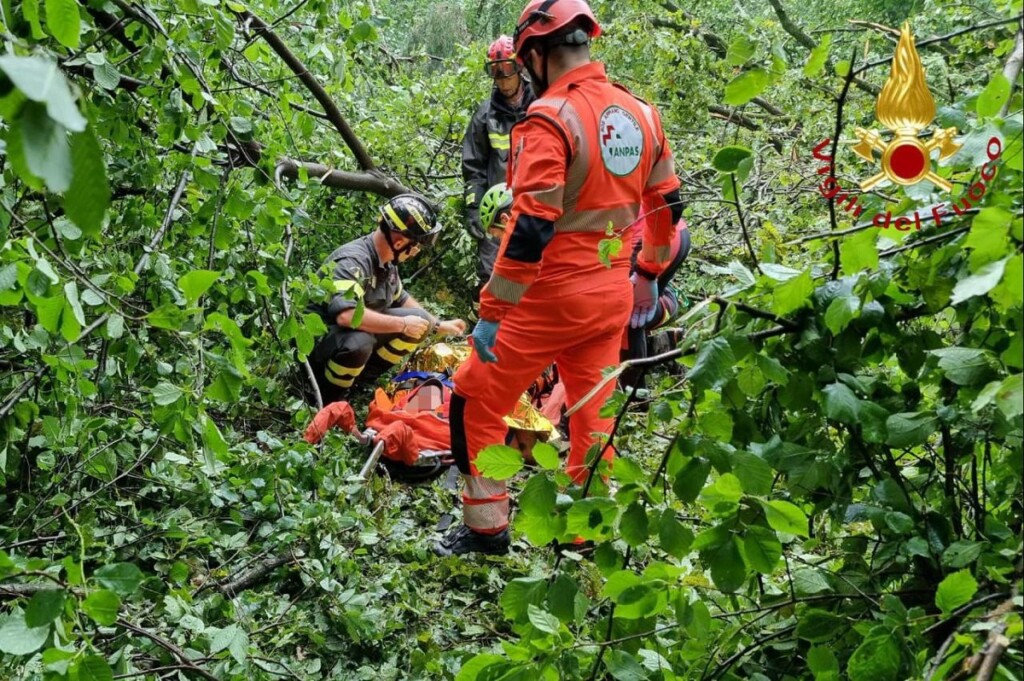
top-left (471, 319), bottom-right (500, 363)
top-left (630, 273), bottom-right (659, 329)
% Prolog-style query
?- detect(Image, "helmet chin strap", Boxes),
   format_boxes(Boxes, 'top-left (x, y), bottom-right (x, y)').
top-left (525, 47), bottom-right (549, 95)
top-left (381, 227), bottom-right (414, 261)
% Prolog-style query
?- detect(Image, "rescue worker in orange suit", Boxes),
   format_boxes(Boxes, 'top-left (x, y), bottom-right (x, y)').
top-left (461, 35), bottom-right (535, 318)
top-left (620, 209), bottom-right (691, 390)
top-left (435, 0), bottom-right (682, 557)
top-left (309, 194), bottom-right (466, 406)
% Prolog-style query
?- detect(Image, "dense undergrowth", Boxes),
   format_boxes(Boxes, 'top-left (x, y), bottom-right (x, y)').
top-left (1, 0), bottom-right (1022, 679)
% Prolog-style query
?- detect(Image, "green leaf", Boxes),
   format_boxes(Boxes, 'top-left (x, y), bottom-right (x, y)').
top-left (75, 655), bottom-right (113, 681)
top-left (531, 442), bottom-right (559, 470)
top-left (658, 510), bottom-right (694, 558)
top-left (44, 0), bottom-right (80, 48)
top-left (966, 207), bottom-right (1012, 269)
top-left (724, 68), bottom-right (771, 106)
top-left (455, 654), bottom-right (509, 681)
top-left (517, 475), bottom-right (561, 546)
top-left (94, 563), bottom-right (144, 597)
top-left (710, 539), bottom-right (745, 592)
top-left (760, 499), bottom-right (809, 536)
top-left (712, 145), bottom-right (753, 173)
top-left (475, 445), bottom-right (523, 480)
top-left (951, 257), bottom-right (1009, 305)
top-left (772, 271), bottom-right (814, 316)
top-left (178, 270), bottom-right (221, 305)
top-left (25, 589), bottom-right (65, 627)
top-left (605, 649), bottom-right (647, 681)
top-left (936, 569), bottom-right (978, 615)
top-left (619, 502), bottom-right (649, 547)
top-left (808, 645), bottom-right (840, 680)
top-left (929, 347), bottom-right (994, 386)
top-left (742, 526), bottom-right (781, 574)
top-left (976, 72), bottom-right (1011, 118)
top-left (0, 56), bottom-right (85, 131)
top-left (500, 577), bottom-right (546, 622)
top-left (147, 304), bottom-right (186, 330)
top-left (860, 402), bottom-right (889, 443)
top-left (673, 457), bottom-right (711, 503)
top-left (847, 633), bottom-right (901, 681)
top-left (804, 34), bottom-right (831, 77)
top-left (726, 36), bottom-right (756, 65)
top-left (614, 582), bottom-right (666, 619)
top-left (730, 451), bottom-right (772, 495)
top-left (0, 611), bottom-right (49, 655)
top-left (995, 374), bottom-right (1024, 419)
top-left (822, 382), bottom-right (860, 423)
top-left (840, 227), bottom-right (879, 273)
top-left (942, 541), bottom-right (987, 568)
top-left (106, 314), bottom-right (124, 340)
top-left (526, 604), bottom-right (560, 634)
top-left (793, 567), bottom-right (832, 595)
top-left (152, 382), bottom-right (183, 406)
top-left (700, 473), bottom-right (743, 515)
top-left (81, 589), bottom-right (120, 626)
top-left (210, 624), bottom-right (248, 664)
top-left (566, 497), bottom-right (619, 541)
top-left (825, 295), bottom-right (860, 334)
top-left (64, 128), bottom-right (110, 238)
top-left (797, 609), bottom-right (846, 643)
top-left (20, 104), bottom-right (72, 193)
top-left (885, 412), bottom-right (938, 448)
top-left (688, 337), bottom-right (735, 391)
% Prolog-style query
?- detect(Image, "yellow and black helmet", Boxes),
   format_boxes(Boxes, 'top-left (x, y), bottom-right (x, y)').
top-left (378, 194), bottom-right (442, 247)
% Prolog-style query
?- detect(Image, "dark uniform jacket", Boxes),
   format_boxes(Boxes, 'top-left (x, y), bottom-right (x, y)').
top-left (313, 235), bottom-right (408, 326)
top-left (461, 83), bottom-right (535, 239)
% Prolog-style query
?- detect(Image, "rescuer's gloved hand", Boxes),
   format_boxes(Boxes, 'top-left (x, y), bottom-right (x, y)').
top-left (630, 273), bottom-right (659, 329)
top-left (471, 319), bottom-right (500, 363)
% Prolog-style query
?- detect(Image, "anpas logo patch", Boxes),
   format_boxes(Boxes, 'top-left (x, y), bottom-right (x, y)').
top-left (599, 106), bottom-right (644, 176)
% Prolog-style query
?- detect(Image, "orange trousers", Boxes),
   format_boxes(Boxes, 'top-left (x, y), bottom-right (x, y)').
top-left (451, 279), bottom-right (631, 533)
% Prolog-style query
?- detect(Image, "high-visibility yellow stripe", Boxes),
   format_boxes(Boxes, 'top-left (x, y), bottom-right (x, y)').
top-left (489, 132), bottom-right (510, 150)
top-left (376, 346), bottom-right (404, 364)
top-left (325, 373), bottom-right (355, 388)
top-left (327, 360), bottom-right (363, 378)
top-left (333, 280), bottom-right (365, 298)
top-left (390, 338), bottom-right (420, 352)
top-left (384, 205), bottom-right (407, 232)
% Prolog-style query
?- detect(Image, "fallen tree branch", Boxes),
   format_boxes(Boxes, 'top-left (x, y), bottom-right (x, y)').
top-left (707, 105), bottom-right (785, 153)
top-left (116, 619), bottom-right (219, 681)
top-left (1000, 25), bottom-right (1024, 118)
top-left (274, 158), bottom-right (409, 197)
top-left (234, 9), bottom-right (375, 172)
top-left (218, 554), bottom-right (296, 596)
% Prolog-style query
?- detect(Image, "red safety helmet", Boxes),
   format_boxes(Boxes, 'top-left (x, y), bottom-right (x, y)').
top-left (485, 35), bottom-right (520, 79)
top-left (512, 0), bottom-right (601, 57)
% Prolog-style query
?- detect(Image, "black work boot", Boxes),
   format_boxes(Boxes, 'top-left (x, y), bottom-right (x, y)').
top-left (433, 524), bottom-right (510, 557)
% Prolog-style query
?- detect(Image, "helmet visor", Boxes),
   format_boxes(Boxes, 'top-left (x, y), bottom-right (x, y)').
top-left (485, 59), bottom-right (520, 79)
top-left (415, 228), bottom-right (441, 249)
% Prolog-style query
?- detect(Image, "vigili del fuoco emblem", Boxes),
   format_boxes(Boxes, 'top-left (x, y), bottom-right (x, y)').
top-left (851, 23), bottom-right (962, 191)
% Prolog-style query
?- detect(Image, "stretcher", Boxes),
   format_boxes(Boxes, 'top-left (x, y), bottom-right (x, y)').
top-left (303, 342), bottom-right (566, 483)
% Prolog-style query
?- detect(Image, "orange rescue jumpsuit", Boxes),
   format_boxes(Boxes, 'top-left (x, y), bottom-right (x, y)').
top-left (451, 62), bottom-right (680, 534)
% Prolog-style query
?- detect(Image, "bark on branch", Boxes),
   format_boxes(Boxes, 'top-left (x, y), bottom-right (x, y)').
top-left (1000, 25), bottom-right (1024, 118)
top-left (275, 159), bottom-right (410, 197)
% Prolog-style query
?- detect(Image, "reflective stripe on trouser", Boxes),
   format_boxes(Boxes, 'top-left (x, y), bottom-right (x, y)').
top-left (309, 307), bottom-right (432, 403)
top-left (451, 280), bottom-right (631, 527)
top-left (463, 476), bottom-right (509, 534)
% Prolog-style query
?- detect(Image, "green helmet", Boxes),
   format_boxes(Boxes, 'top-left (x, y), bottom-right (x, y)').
top-left (479, 183), bottom-right (513, 231)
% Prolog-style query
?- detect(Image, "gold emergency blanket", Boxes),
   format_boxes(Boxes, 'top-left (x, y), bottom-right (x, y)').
top-left (405, 342), bottom-right (558, 438)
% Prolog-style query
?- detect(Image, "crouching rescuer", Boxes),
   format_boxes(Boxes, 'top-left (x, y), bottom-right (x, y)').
top-left (308, 194), bottom-right (467, 405)
top-left (434, 0), bottom-right (682, 557)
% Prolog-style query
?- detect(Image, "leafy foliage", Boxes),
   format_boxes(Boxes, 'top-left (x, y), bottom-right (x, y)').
top-left (1, 0), bottom-right (1022, 679)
